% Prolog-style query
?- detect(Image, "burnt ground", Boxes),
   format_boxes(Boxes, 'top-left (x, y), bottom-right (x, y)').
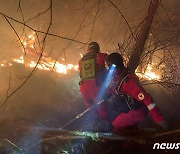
top-left (0, 64), bottom-right (179, 154)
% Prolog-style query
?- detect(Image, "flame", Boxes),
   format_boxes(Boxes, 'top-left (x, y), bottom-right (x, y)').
top-left (12, 55), bottom-right (79, 75)
top-left (23, 42), bottom-right (27, 46)
top-left (1, 53), bottom-right (161, 79)
top-left (30, 44), bottom-right (34, 48)
top-left (143, 72), bottom-right (160, 80)
top-left (0, 33), bottom-right (79, 75)
top-left (54, 63), bottom-right (67, 74)
top-left (22, 33), bottom-right (79, 74)
top-left (13, 56), bottom-right (24, 64)
top-left (28, 35), bottom-right (35, 41)
top-left (0, 63), bottom-right (13, 67)
top-left (0, 33), bottom-right (162, 80)
top-left (136, 64), bottom-right (161, 80)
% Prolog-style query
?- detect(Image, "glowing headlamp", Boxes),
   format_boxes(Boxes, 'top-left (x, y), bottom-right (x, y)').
top-left (111, 64), bottom-right (116, 68)
top-left (105, 63), bottom-right (116, 70)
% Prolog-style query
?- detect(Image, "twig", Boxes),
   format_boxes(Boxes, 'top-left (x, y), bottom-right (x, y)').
top-left (17, 0), bottom-right (26, 38)
top-left (0, 12), bottom-right (86, 45)
top-left (107, 0), bottom-right (136, 40)
top-left (4, 16), bottom-right (26, 54)
top-left (153, 128), bottom-right (180, 137)
top-left (0, 0), bottom-right (53, 115)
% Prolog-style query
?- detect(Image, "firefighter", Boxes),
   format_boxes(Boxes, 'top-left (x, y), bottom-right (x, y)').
top-left (79, 42), bottom-right (108, 121)
top-left (105, 52), bottom-right (167, 134)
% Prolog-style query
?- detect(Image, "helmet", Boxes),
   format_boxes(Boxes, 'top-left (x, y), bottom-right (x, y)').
top-left (88, 42), bottom-right (100, 52)
top-left (105, 52), bottom-right (124, 70)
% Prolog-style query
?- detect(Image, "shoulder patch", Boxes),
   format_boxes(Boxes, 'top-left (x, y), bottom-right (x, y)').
top-left (138, 93), bottom-right (144, 100)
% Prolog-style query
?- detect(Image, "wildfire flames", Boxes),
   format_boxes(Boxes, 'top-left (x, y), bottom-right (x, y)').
top-left (0, 33), bottom-right (162, 80)
top-left (136, 64), bottom-right (161, 81)
top-left (13, 56), bottom-right (79, 74)
top-left (1, 33), bottom-right (79, 75)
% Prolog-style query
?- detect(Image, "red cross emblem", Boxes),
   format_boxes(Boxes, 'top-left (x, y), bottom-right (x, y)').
top-left (138, 93), bottom-right (144, 100)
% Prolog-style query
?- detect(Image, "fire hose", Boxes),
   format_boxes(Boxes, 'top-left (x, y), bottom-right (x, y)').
top-left (59, 99), bottom-right (105, 130)
top-left (0, 139), bottom-right (24, 154)
top-left (59, 64), bottom-right (116, 130)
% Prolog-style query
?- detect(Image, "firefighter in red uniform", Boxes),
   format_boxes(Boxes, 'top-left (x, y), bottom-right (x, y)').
top-left (105, 52), bottom-right (167, 134)
top-left (79, 42), bottom-right (108, 120)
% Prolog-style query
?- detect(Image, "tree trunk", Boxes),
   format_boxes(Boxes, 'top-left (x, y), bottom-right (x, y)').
top-left (127, 0), bottom-right (161, 72)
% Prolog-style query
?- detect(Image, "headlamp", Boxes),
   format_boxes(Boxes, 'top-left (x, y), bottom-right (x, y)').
top-left (105, 63), bottom-right (116, 70)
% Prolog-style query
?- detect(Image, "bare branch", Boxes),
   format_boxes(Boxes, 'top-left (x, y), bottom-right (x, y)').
top-left (107, 0), bottom-right (136, 40)
top-left (0, 12), bottom-right (86, 45)
top-left (0, 0), bottom-right (53, 114)
top-left (128, 0), bottom-right (161, 72)
top-left (17, 0), bottom-right (26, 38)
top-left (4, 16), bottom-right (26, 54)
top-left (25, 5), bottom-right (51, 23)
top-left (87, 0), bottom-right (100, 42)
top-left (0, 72), bottom-right (12, 115)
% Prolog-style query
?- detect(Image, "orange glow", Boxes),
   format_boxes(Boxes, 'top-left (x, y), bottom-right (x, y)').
top-left (1, 33), bottom-right (80, 75)
top-left (24, 59), bottom-right (78, 74)
top-left (2, 34), bottom-right (75, 74)
top-left (30, 44), bottom-right (34, 48)
top-left (136, 64), bottom-right (161, 80)
top-left (28, 35), bottom-right (35, 41)
top-left (13, 56), bottom-right (24, 64)
top-left (54, 63), bottom-right (67, 74)
top-left (0, 33), bottom-right (162, 80)
top-left (23, 42), bottom-right (27, 46)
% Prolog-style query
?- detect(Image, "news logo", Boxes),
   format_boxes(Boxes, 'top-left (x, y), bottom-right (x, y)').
top-left (153, 143), bottom-right (180, 150)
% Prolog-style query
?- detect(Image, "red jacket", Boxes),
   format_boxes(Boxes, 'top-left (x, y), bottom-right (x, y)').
top-left (79, 51), bottom-right (108, 120)
top-left (108, 69), bottom-right (164, 123)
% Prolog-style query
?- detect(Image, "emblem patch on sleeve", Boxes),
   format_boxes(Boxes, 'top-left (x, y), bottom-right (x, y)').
top-left (138, 93), bottom-right (144, 100)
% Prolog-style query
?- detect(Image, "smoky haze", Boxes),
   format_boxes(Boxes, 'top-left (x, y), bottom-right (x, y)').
top-left (0, 0), bottom-right (178, 62)
top-left (0, 0), bottom-right (179, 153)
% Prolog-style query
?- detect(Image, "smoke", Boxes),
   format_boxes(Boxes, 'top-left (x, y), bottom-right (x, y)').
top-left (0, 0), bottom-right (179, 152)
top-left (0, 63), bottom-right (84, 135)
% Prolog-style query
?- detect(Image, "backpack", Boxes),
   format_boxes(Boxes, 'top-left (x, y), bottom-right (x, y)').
top-left (80, 52), bottom-right (97, 79)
